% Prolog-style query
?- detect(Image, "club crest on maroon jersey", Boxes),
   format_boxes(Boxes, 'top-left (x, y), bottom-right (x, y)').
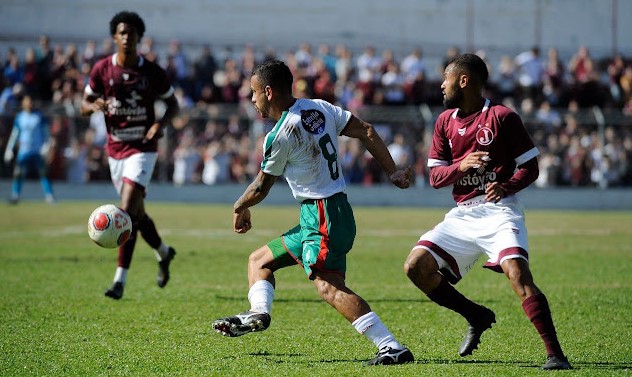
top-left (476, 125), bottom-right (494, 146)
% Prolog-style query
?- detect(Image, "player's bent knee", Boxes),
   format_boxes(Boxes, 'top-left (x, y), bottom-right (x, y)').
top-left (404, 248), bottom-right (434, 277)
top-left (248, 246), bottom-right (274, 270)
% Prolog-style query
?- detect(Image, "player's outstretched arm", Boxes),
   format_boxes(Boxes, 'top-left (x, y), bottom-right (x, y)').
top-left (341, 115), bottom-right (412, 188)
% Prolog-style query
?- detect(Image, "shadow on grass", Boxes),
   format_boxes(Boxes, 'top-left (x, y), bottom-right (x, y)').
top-left (240, 353), bottom-right (631, 371)
top-left (405, 358), bottom-right (631, 371)
top-left (215, 294), bottom-right (498, 305)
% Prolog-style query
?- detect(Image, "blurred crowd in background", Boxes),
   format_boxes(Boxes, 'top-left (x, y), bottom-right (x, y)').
top-left (1, 35), bottom-right (631, 189)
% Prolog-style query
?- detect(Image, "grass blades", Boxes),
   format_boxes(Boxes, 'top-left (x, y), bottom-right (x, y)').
top-left (0, 202), bottom-right (630, 376)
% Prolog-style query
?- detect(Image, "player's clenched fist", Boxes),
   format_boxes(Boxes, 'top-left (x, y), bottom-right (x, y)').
top-left (390, 166), bottom-right (414, 189)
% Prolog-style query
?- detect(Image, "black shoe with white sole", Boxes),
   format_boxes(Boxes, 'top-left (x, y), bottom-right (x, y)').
top-left (212, 310), bottom-right (271, 337)
top-left (365, 347), bottom-right (414, 365)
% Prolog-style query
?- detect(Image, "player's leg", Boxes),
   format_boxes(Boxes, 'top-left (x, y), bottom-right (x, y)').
top-left (312, 270), bottom-right (414, 365)
top-left (212, 240), bottom-right (297, 337)
top-left (122, 152), bottom-right (176, 288)
top-left (35, 154), bottom-right (55, 203)
top-left (104, 181), bottom-right (141, 299)
top-left (303, 194), bottom-right (412, 365)
top-left (501, 258), bottom-right (571, 370)
top-left (404, 247), bottom-right (496, 356)
top-left (8, 156), bottom-right (26, 204)
top-left (131, 198), bottom-right (176, 288)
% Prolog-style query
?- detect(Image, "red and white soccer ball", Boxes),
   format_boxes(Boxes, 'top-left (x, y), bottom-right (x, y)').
top-left (87, 204), bottom-right (132, 248)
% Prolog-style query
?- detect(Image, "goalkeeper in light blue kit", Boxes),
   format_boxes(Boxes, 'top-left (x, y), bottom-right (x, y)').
top-left (212, 60), bottom-right (415, 365)
top-left (4, 95), bottom-right (55, 204)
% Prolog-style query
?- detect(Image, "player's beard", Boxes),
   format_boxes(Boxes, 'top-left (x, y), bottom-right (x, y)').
top-left (255, 99), bottom-right (270, 119)
top-left (443, 87), bottom-right (463, 109)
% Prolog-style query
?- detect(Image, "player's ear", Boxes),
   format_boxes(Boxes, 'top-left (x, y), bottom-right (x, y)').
top-left (459, 74), bottom-right (468, 89)
top-left (264, 85), bottom-right (273, 99)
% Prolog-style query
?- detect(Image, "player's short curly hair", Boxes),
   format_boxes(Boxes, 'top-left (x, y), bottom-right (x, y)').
top-left (109, 11), bottom-right (145, 39)
top-left (252, 60), bottom-right (293, 95)
top-left (447, 53), bottom-right (489, 86)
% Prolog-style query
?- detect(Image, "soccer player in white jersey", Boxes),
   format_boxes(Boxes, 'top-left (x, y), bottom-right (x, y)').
top-left (212, 60), bottom-right (415, 365)
top-left (403, 54), bottom-right (571, 370)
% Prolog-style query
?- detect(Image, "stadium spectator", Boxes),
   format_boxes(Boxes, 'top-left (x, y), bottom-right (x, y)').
top-left (3, 94), bottom-right (56, 204)
top-left (165, 39), bottom-right (189, 93)
top-left (172, 127), bottom-right (202, 185)
top-left (211, 59), bottom-right (415, 365)
top-left (1, 37), bottom-right (631, 188)
top-left (138, 36), bottom-right (158, 64)
top-left (400, 47), bottom-right (426, 104)
top-left (63, 127), bottom-right (93, 184)
top-left (192, 44), bottom-right (218, 101)
top-left (542, 47), bottom-right (566, 106)
top-left (22, 48), bottom-right (39, 97)
top-left (356, 45), bottom-right (382, 84)
top-left (403, 54), bottom-right (572, 370)
top-left (388, 132), bottom-right (412, 169)
top-left (607, 54), bottom-right (626, 106)
top-left (201, 139), bottom-right (229, 185)
top-left (515, 46), bottom-right (545, 102)
top-left (494, 55), bottom-right (517, 101)
top-left (0, 82), bottom-right (24, 115)
top-left (316, 43), bottom-right (337, 82)
top-left (80, 10), bottom-right (179, 300)
top-left (334, 44), bottom-right (354, 84)
top-left (381, 61), bottom-right (406, 105)
top-left (568, 45), bottom-right (606, 107)
top-left (3, 51), bottom-right (24, 87)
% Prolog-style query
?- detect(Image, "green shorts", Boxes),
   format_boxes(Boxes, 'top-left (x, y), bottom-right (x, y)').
top-left (267, 192), bottom-right (356, 279)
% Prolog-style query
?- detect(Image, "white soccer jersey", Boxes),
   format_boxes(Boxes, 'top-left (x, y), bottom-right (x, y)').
top-left (261, 98), bottom-right (351, 202)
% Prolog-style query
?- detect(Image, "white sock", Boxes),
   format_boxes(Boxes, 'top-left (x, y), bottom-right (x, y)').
top-left (352, 311), bottom-right (403, 351)
top-left (113, 267), bottom-right (128, 285)
top-left (154, 242), bottom-right (170, 261)
top-left (248, 280), bottom-right (275, 314)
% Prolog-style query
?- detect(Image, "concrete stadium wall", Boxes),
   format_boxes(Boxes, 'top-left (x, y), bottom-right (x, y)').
top-left (1, 0), bottom-right (630, 65)
top-left (2, 181), bottom-right (631, 211)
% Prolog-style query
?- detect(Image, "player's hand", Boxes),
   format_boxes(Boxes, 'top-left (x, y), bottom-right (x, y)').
top-left (143, 123), bottom-right (164, 143)
top-left (485, 181), bottom-right (505, 203)
top-left (92, 98), bottom-right (107, 113)
top-left (234, 208), bottom-right (252, 234)
top-left (459, 151), bottom-right (490, 172)
top-left (389, 166), bottom-right (413, 189)
top-left (4, 149), bottom-right (13, 163)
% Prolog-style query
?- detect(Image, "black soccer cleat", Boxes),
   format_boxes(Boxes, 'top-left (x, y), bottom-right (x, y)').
top-left (157, 247), bottom-right (176, 288)
top-left (542, 355), bottom-right (572, 370)
top-left (365, 346), bottom-right (415, 366)
top-left (212, 310), bottom-right (271, 337)
top-left (104, 281), bottom-right (124, 300)
top-left (459, 307), bottom-right (496, 356)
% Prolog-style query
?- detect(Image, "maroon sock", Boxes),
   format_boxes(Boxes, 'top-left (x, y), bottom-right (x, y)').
top-left (117, 228), bottom-right (138, 268)
top-left (427, 278), bottom-right (485, 324)
top-left (522, 293), bottom-right (565, 357)
top-left (138, 215), bottom-right (161, 249)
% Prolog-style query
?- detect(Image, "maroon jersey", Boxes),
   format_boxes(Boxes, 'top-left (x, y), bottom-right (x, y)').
top-left (86, 54), bottom-right (174, 159)
top-left (428, 99), bottom-right (539, 203)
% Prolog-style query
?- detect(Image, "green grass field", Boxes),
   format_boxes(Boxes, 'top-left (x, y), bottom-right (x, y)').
top-left (0, 201), bottom-right (630, 376)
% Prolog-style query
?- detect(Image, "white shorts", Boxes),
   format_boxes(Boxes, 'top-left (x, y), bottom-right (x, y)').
top-left (108, 152), bottom-right (158, 195)
top-left (413, 195), bottom-right (529, 284)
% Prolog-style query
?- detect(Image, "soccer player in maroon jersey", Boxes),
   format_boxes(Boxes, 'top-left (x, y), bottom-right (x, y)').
top-left (80, 11), bottom-right (179, 300)
top-left (403, 54), bottom-right (571, 370)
